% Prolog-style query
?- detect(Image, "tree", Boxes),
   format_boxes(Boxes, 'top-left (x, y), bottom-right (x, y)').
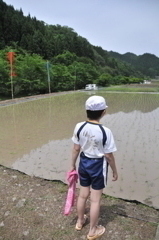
top-left (29, 30), bottom-right (47, 57)
top-left (96, 73), bottom-right (112, 87)
top-left (53, 51), bottom-right (77, 66)
top-left (50, 64), bottom-right (74, 91)
top-left (15, 53), bottom-right (47, 95)
top-left (0, 50), bottom-right (10, 96)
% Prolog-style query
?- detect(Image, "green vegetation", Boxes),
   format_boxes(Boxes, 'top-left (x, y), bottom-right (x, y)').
top-left (102, 85), bottom-right (159, 92)
top-left (109, 51), bottom-right (159, 78)
top-left (0, 0), bottom-right (159, 98)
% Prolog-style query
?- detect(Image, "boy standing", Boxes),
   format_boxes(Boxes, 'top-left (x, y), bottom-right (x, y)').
top-left (71, 95), bottom-right (118, 240)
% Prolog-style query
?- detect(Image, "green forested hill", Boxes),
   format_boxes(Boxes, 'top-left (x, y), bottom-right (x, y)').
top-left (109, 51), bottom-right (159, 77)
top-left (0, 0), bottom-right (157, 98)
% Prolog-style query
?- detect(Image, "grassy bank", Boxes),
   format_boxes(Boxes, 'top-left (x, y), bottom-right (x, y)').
top-left (102, 84), bottom-right (159, 92)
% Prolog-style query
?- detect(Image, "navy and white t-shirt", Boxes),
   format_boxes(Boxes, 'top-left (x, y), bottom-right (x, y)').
top-left (72, 121), bottom-right (117, 158)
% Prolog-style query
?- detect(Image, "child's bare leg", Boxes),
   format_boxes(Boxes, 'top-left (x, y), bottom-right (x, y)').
top-left (88, 188), bottom-right (103, 236)
top-left (76, 186), bottom-right (90, 227)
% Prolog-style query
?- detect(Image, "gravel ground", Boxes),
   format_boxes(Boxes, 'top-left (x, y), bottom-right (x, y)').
top-left (0, 165), bottom-right (159, 240)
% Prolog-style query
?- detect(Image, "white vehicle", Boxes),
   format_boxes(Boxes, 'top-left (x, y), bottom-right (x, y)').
top-left (143, 80), bottom-right (151, 84)
top-left (85, 84), bottom-right (98, 90)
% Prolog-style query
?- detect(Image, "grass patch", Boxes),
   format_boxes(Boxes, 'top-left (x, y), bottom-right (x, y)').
top-left (53, 229), bottom-right (72, 237)
top-left (129, 237), bottom-right (141, 240)
top-left (118, 216), bottom-right (133, 231)
top-left (54, 181), bottom-right (67, 193)
top-left (102, 85), bottom-right (159, 92)
top-left (147, 222), bottom-right (159, 227)
top-left (102, 194), bottom-right (117, 201)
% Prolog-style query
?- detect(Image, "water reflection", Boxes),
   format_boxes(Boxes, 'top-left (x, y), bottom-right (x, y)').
top-left (101, 108), bottom-right (159, 209)
top-left (0, 92), bottom-right (159, 209)
top-left (12, 138), bottom-right (72, 182)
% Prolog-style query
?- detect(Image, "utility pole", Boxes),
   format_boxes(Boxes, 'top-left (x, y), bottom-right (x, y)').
top-left (74, 65), bottom-right (76, 91)
top-left (47, 60), bottom-right (51, 94)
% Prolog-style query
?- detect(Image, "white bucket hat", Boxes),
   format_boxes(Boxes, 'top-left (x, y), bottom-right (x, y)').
top-left (85, 96), bottom-right (108, 111)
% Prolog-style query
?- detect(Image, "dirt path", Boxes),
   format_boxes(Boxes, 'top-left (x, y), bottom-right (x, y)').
top-left (0, 91), bottom-right (76, 107)
top-left (0, 165), bottom-right (159, 240)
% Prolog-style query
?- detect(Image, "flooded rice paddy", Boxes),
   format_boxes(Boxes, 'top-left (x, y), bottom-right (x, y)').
top-left (0, 91), bottom-right (159, 209)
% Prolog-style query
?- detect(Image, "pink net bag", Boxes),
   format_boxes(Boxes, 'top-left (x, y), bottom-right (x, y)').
top-left (64, 170), bottom-right (78, 215)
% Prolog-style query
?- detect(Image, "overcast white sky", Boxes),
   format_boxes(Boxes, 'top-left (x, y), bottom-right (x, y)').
top-left (4, 0), bottom-right (159, 57)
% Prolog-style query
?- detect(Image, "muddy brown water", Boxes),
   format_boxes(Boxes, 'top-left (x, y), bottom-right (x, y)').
top-left (0, 91), bottom-right (159, 209)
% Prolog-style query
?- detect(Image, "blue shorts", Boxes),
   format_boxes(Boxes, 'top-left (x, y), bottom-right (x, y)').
top-left (78, 152), bottom-right (108, 190)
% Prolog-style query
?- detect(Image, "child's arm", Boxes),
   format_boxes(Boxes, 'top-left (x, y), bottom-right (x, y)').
top-left (104, 152), bottom-right (118, 181)
top-left (70, 143), bottom-right (81, 171)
